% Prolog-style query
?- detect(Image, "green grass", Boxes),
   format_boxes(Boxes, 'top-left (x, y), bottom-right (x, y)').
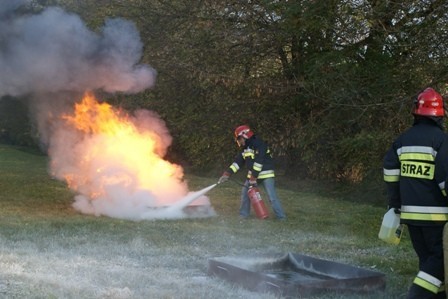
top-left (0, 144), bottom-right (415, 298)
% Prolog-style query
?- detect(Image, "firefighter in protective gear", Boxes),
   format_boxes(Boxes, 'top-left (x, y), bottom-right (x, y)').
top-left (218, 125), bottom-right (286, 219)
top-left (383, 88), bottom-right (448, 299)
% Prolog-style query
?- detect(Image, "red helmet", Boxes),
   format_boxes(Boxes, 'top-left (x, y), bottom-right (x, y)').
top-left (412, 88), bottom-right (444, 117)
top-left (234, 125), bottom-right (254, 139)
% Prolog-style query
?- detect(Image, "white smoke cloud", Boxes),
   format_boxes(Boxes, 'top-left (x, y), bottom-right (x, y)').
top-left (134, 109), bottom-right (173, 157)
top-left (0, 3), bottom-right (216, 220)
top-left (0, 5), bottom-right (156, 96)
top-left (0, 0), bottom-right (28, 17)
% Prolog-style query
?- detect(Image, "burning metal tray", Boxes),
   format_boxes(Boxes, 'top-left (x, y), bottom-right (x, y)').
top-left (207, 252), bottom-right (385, 297)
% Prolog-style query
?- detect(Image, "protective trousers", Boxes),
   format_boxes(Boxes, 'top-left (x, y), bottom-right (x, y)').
top-left (407, 225), bottom-right (445, 299)
top-left (239, 178), bottom-right (286, 219)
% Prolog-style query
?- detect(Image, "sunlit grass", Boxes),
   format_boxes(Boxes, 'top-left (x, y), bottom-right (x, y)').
top-left (0, 144), bottom-right (414, 298)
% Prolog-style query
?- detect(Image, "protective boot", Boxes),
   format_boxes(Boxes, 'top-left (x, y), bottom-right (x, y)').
top-left (407, 284), bottom-right (437, 299)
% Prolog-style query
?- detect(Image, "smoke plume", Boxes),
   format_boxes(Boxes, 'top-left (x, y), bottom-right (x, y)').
top-left (0, 4), bottom-right (155, 96)
top-left (0, 2), bottom-right (215, 220)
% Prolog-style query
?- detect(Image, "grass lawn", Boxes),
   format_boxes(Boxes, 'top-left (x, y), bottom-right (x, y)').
top-left (0, 144), bottom-right (415, 298)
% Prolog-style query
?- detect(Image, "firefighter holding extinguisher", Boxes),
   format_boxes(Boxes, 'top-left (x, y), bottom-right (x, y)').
top-left (218, 125), bottom-right (286, 220)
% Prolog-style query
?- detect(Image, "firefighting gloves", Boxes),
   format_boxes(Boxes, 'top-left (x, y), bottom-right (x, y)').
top-left (249, 175), bottom-right (257, 187)
top-left (218, 172), bottom-right (258, 186)
top-left (218, 172), bottom-right (231, 184)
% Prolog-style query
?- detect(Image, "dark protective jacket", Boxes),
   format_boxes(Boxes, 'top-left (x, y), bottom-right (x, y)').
top-left (383, 118), bottom-right (448, 226)
top-left (226, 135), bottom-right (275, 179)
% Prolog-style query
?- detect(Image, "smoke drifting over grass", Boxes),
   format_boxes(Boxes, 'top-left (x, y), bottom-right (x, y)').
top-left (0, 2), bottom-right (215, 220)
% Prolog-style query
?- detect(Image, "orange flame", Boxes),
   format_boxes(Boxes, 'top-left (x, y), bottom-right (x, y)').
top-left (57, 92), bottom-right (187, 206)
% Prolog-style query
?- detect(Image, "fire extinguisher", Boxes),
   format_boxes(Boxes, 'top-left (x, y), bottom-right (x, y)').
top-left (247, 186), bottom-right (269, 219)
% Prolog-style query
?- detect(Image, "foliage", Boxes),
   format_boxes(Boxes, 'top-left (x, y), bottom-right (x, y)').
top-left (0, 97), bottom-right (37, 147)
top-left (3, 0), bottom-right (448, 183)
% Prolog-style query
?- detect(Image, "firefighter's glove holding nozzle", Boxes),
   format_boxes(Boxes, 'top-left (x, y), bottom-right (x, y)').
top-left (218, 172), bottom-right (231, 184)
top-left (249, 175), bottom-right (257, 188)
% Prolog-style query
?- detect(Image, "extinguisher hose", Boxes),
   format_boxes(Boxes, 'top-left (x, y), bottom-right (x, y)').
top-left (230, 178), bottom-right (255, 188)
top-left (229, 178), bottom-right (246, 187)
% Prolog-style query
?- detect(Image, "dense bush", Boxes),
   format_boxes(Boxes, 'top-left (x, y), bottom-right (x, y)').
top-left (2, 0), bottom-right (447, 184)
top-left (0, 97), bottom-right (37, 148)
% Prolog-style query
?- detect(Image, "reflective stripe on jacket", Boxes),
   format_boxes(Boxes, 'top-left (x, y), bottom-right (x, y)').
top-left (383, 118), bottom-right (448, 226)
top-left (413, 270), bottom-right (443, 294)
top-left (401, 206), bottom-right (448, 222)
top-left (226, 135), bottom-right (275, 179)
